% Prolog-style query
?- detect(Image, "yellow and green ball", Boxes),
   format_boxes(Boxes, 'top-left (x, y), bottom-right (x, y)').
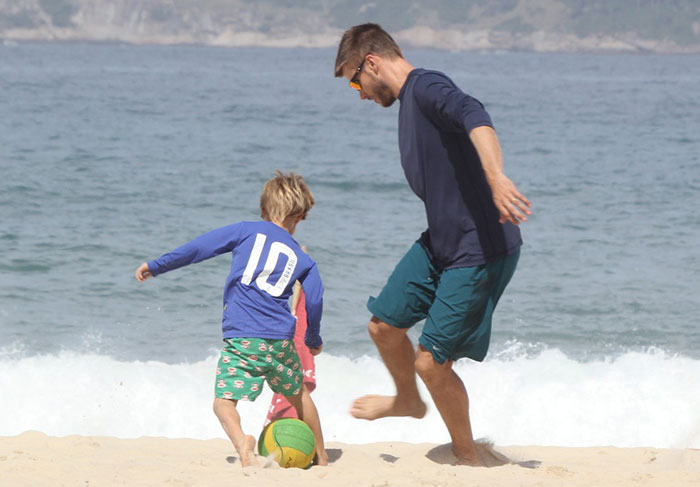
top-left (258, 418), bottom-right (316, 469)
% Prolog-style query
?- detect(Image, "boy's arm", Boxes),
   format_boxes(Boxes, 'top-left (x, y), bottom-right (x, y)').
top-left (135, 262), bottom-right (152, 282)
top-left (140, 223), bottom-right (241, 279)
top-left (299, 263), bottom-right (323, 350)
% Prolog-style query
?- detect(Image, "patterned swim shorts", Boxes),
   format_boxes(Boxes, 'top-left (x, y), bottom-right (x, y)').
top-left (214, 337), bottom-right (303, 401)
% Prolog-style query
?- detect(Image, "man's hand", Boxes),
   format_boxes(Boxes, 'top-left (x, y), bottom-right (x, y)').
top-left (489, 173), bottom-right (532, 225)
top-left (134, 262), bottom-right (152, 282)
top-left (309, 345), bottom-right (323, 356)
top-left (468, 125), bottom-right (532, 225)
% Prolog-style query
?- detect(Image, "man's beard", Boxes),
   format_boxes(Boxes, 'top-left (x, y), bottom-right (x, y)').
top-left (375, 79), bottom-right (396, 107)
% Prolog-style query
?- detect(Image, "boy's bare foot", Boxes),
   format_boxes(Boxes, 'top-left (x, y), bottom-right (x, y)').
top-left (314, 448), bottom-right (329, 466)
top-left (350, 394), bottom-right (427, 420)
top-left (239, 435), bottom-right (259, 467)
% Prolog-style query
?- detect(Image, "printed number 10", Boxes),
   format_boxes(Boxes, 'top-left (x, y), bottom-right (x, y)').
top-left (241, 233), bottom-right (297, 297)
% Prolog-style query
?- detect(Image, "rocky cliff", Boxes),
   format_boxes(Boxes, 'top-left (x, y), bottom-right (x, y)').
top-left (2, 0), bottom-right (699, 53)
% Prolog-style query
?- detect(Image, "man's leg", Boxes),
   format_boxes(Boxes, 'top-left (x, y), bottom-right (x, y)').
top-left (414, 345), bottom-right (483, 466)
top-left (350, 316), bottom-right (427, 420)
top-left (213, 397), bottom-right (259, 467)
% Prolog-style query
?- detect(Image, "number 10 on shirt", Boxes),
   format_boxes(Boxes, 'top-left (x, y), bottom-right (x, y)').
top-left (241, 233), bottom-right (298, 297)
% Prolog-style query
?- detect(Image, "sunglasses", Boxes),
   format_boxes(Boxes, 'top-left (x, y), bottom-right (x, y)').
top-left (349, 58), bottom-right (366, 91)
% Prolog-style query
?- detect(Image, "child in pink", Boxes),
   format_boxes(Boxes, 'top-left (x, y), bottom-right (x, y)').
top-left (265, 266), bottom-right (317, 425)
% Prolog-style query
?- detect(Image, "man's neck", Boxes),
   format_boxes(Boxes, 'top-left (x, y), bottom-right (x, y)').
top-left (386, 58), bottom-right (415, 98)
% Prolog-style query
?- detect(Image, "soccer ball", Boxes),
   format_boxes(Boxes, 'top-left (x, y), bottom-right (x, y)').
top-left (258, 418), bottom-right (316, 469)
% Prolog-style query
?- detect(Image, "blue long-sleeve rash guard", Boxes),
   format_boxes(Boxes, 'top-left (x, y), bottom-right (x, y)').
top-left (147, 221), bottom-right (323, 348)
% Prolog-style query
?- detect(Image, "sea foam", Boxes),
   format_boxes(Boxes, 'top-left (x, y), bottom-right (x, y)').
top-left (1, 346), bottom-right (698, 449)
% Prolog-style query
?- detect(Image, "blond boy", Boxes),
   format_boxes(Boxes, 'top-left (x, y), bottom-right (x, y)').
top-left (135, 171), bottom-right (328, 467)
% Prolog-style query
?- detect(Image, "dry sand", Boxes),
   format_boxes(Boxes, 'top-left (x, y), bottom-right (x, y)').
top-left (2, 431), bottom-right (699, 486)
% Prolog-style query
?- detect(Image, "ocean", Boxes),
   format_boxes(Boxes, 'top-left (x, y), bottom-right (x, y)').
top-left (1, 42), bottom-right (699, 449)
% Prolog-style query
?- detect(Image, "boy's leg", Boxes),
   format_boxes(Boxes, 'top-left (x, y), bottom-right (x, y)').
top-left (286, 385), bottom-right (328, 466)
top-left (350, 317), bottom-right (426, 420)
top-left (213, 397), bottom-right (258, 467)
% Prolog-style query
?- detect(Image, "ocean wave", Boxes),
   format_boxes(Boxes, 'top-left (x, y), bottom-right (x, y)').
top-left (1, 347), bottom-right (698, 449)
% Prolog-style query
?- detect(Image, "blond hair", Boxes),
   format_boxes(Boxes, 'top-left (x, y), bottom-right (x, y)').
top-left (260, 170), bottom-right (315, 223)
top-left (334, 23), bottom-right (403, 77)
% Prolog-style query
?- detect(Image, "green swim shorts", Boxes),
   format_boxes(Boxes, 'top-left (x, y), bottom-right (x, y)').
top-left (215, 337), bottom-right (303, 401)
top-left (367, 241), bottom-right (519, 364)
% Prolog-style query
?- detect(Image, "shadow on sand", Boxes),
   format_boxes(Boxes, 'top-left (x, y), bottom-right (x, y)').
top-left (425, 439), bottom-right (541, 469)
top-left (226, 448), bottom-right (344, 467)
top-left (326, 448), bottom-right (343, 463)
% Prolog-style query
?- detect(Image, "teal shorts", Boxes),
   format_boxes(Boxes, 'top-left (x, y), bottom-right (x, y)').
top-left (367, 242), bottom-right (519, 364)
top-left (214, 338), bottom-right (303, 401)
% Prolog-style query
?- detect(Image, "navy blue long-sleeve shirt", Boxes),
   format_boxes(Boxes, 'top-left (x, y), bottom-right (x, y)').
top-left (398, 69), bottom-right (522, 269)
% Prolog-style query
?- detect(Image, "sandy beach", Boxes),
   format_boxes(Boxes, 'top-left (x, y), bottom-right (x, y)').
top-left (2, 431), bottom-right (699, 487)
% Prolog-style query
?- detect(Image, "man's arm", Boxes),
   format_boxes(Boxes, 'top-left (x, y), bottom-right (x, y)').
top-left (414, 74), bottom-right (493, 134)
top-left (413, 73), bottom-right (532, 225)
top-left (469, 125), bottom-right (532, 225)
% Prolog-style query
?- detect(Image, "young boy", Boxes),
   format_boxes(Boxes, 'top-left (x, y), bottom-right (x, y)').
top-left (134, 171), bottom-right (328, 467)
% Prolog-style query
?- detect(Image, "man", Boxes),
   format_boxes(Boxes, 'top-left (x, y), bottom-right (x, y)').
top-left (334, 23), bottom-right (532, 466)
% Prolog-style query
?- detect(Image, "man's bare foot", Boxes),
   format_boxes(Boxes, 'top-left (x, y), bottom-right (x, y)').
top-left (455, 440), bottom-right (511, 467)
top-left (453, 442), bottom-right (485, 467)
top-left (350, 394), bottom-right (427, 420)
top-left (455, 451), bottom-right (485, 467)
top-left (475, 440), bottom-right (512, 467)
top-left (239, 435), bottom-right (259, 467)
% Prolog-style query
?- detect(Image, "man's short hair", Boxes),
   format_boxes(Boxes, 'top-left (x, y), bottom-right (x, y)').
top-left (334, 23), bottom-right (403, 77)
top-left (260, 170), bottom-right (315, 223)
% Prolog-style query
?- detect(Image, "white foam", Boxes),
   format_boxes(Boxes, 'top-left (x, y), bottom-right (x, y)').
top-left (1, 347), bottom-right (698, 448)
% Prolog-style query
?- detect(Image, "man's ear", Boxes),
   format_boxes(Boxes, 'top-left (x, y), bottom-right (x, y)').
top-left (366, 54), bottom-right (380, 74)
